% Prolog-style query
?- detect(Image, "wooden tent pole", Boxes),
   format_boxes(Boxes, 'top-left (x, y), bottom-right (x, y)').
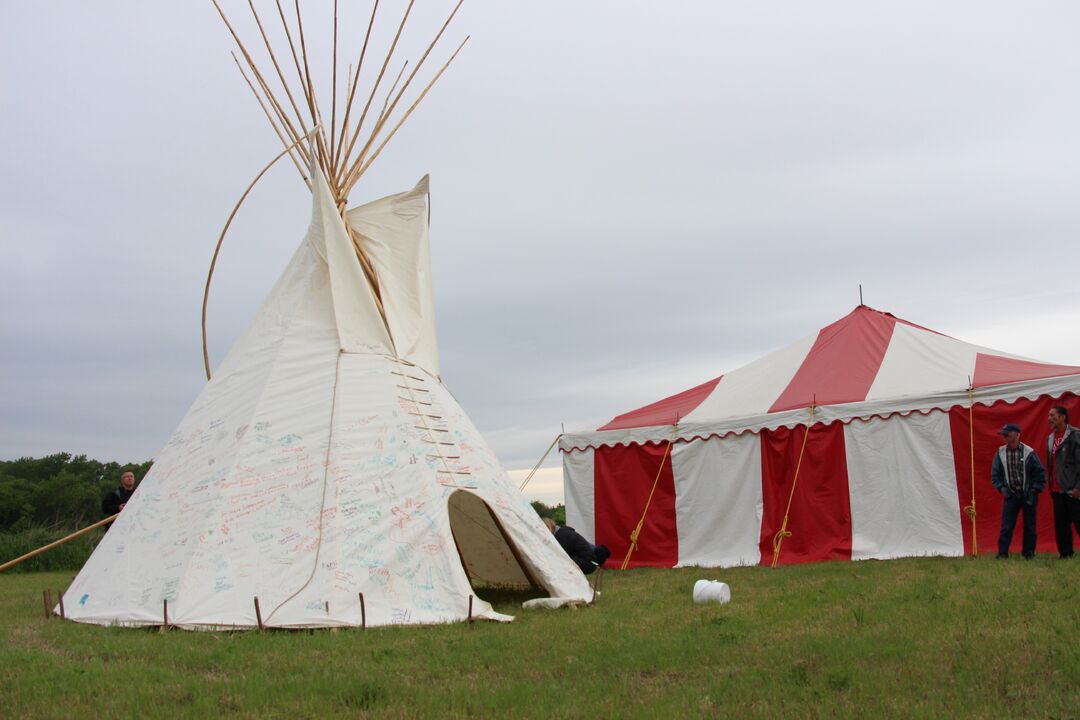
top-left (519, 433), bottom-right (562, 491)
top-left (243, 0), bottom-right (314, 146)
top-left (964, 383), bottom-right (978, 556)
top-left (346, 36), bottom-right (469, 192)
top-left (329, 0), bottom-right (339, 168)
top-left (0, 515), bottom-right (117, 573)
top-left (231, 53), bottom-right (310, 185)
top-left (333, 0), bottom-right (380, 176)
top-left (291, 0), bottom-right (331, 171)
top-left (347, 0), bottom-right (464, 179)
top-left (211, 0), bottom-right (310, 163)
top-left (335, 0), bottom-right (415, 187)
top-left (202, 132), bottom-right (315, 379)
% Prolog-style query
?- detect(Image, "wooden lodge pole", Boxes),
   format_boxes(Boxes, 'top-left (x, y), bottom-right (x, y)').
top-left (359, 592), bottom-right (366, 629)
top-left (254, 597), bottom-right (264, 630)
top-left (0, 515), bottom-right (118, 573)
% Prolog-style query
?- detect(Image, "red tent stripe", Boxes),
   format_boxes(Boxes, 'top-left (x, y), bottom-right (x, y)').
top-left (598, 376), bottom-right (722, 431)
top-left (972, 353), bottom-right (1080, 389)
top-left (769, 306), bottom-right (896, 413)
top-left (758, 422), bottom-right (853, 565)
top-left (945, 396), bottom-right (1079, 556)
top-left (593, 443), bottom-right (679, 568)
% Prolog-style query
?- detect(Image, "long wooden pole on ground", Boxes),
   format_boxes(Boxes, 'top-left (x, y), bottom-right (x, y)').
top-left (0, 515), bottom-right (118, 573)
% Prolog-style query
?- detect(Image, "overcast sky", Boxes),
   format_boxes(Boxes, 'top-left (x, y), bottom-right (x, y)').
top-left (3, 2), bottom-right (1079, 504)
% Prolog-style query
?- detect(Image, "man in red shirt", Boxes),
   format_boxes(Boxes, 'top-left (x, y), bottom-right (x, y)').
top-left (1046, 406), bottom-right (1080, 558)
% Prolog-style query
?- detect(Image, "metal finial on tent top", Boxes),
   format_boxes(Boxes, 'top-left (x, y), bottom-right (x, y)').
top-left (859, 284), bottom-right (863, 306)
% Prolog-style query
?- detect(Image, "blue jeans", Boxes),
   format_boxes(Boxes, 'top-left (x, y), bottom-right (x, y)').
top-left (998, 492), bottom-right (1037, 557)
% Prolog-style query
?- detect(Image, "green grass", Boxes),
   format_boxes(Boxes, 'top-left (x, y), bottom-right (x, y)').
top-left (2, 556), bottom-right (1078, 719)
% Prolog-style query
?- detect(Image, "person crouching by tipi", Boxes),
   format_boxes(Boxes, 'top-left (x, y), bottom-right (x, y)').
top-left (101, 471), bottom-right (137, 516)
top-left (991, 423), bottom-right (1046, 559)
top-left (543, 518), bottom-right (611, 574)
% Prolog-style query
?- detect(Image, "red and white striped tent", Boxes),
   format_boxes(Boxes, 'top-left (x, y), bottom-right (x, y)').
top-left (560, 306), bottom-right (1080, 568)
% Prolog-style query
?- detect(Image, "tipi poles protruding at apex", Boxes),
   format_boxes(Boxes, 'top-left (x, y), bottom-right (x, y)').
top-left (203, 1), bottom-right (468, 373)
top-left (210, 0), bottom-right (469, 202)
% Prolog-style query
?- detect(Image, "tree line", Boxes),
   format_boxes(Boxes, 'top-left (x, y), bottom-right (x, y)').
top-left (0, 453), bottom-right (152, 532)
top-left (0, 453), bottom-right (566, 533)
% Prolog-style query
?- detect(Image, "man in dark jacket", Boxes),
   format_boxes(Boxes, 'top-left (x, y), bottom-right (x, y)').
top-left (102, 471), bottom-right (137, 516)
top-left (1046, 406), bottom-right (1080, 558)
top-left (543, 518), bottom-right (611, 575)
top-left (990, 423), bottom-right (1045, 558)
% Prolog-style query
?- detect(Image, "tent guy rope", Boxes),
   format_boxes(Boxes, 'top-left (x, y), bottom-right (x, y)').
top-left (519, 434), bottom-right (562, 492)
top-left (620, 420), bottom-right (680, 570)
top-left (771, 402), bottom-right (817, 569)
top-left (964, 382), bottom-right (978, 556)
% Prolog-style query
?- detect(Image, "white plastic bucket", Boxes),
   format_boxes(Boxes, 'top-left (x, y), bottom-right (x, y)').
top-left (693, 579), bottom-right (731, 604)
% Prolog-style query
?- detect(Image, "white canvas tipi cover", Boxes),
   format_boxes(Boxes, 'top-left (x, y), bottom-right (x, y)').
top-left (62, 168), bottom-right (591, 629)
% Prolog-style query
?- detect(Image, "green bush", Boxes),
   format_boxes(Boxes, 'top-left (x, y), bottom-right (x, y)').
top-left (529, 501), bottom-right (566, 526)
top-left (0, 453), bottom-right (152, 532)
top-left (0, 523), bottom-right (105, 573)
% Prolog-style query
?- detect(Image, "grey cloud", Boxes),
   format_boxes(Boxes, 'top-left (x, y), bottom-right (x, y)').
top-left (3, 2), bottom-right (1079, 491)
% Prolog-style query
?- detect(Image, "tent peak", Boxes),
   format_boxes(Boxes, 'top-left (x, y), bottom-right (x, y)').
top-left (212, 0), bottom-right (468, 202)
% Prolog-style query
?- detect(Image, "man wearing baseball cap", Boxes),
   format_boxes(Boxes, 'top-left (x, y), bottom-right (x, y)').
top-left (991, 423), bottom-right (1046, 559)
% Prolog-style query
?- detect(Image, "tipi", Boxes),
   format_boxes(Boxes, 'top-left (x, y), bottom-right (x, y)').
top-left (62, 1), bottom-right (591, 629)
top-left (561, 306), bottom-right (1080, 569)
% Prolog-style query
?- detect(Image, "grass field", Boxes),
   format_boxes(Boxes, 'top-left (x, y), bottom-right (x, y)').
top-left (2, 556), bottom-right (1078, 719)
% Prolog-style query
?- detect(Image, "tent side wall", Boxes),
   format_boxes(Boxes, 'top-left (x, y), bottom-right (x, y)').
top-left (562, 391), bottom-right (1080, 569)
top-left (946, 393), bottom-right (1080, 556)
